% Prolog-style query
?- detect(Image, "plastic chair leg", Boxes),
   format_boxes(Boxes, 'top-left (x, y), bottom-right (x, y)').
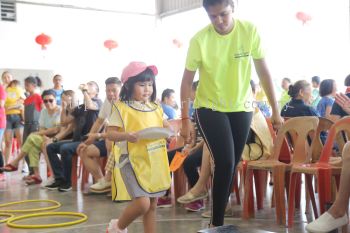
top-left (71, 155), bottom-right (78, 191)
top-left (317, 168), bottom-right (332, 214)
top-left (288, 172), bottom-right (298, 227)
top-left (273, 165), bottom-right (286, 226)
top-left (243, 168), bottom-right (255, 219)
top-left (305, 174), bottom-right (318, 219)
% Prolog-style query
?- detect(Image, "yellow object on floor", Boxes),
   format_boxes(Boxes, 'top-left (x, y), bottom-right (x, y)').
top-left (0, 199), bottom-right (61, 213)
top-left (0, 213), bottom-right (14, 223)
top-left (7, 212), bottom-right (88, 229)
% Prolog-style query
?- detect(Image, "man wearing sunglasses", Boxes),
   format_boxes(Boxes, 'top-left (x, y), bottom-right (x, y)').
top-left (0, 89), bottom-right (65, 185)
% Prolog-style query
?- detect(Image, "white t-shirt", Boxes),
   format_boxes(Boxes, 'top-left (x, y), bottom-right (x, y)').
top-left (39, 106), bottom-right (61, 129)
top-left (98, 99), bottom-right (113, 123)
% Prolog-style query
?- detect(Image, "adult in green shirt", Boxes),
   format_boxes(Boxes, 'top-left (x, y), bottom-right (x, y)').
top-left (279, 77), bottom-right (292, 110)
top-left (180, 0), bottom-right (282, 227)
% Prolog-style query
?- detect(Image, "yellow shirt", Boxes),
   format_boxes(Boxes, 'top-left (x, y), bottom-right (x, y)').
top-left (5, 86), bottom-right (25, 115)
top-left (186, 19), bottom-right (265, 112)
top-left (279, 90), bottom-right (291, 110)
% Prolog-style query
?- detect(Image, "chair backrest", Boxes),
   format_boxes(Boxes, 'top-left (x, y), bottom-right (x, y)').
top-left (271, 116), bottom-right (319, 164)
top-left (319, 116), bottom-right (350, 163)
top-left (310, 117), bottom-right (334, 162)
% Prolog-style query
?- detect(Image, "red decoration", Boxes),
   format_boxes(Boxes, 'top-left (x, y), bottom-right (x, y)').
top-left (35, 33), bottom-right (51, 50)
top-left (172, 39), bottom-right (183, 48)
top-left (104, 40), bottom-right (118, 51)
top-left (296, 12), bottom-right (312, 25)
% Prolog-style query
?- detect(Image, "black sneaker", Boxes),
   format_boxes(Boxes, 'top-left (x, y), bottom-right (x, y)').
top-left (46, 180), bottom-right (62, 190)
top-left (58, 183), bottom-right (72, 192)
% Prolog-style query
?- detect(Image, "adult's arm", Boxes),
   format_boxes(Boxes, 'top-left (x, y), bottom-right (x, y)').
top-left (180, 69), bottom-right (196, 142)
top-left (254, 58), bottom-right (283, 129)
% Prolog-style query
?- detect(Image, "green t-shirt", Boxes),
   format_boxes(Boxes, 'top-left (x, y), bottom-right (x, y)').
top-left (311, 88), bottom-right (321, 107)
top-left (185, 19), bottom-right (265, 112)
top-left (279, 90), bottom-right (291, 110)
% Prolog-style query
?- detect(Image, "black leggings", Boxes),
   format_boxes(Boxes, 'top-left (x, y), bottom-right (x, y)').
top-left (195, 108), bottom-right (253, 226)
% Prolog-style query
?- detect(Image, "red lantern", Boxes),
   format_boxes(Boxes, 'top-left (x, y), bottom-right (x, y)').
top-left (35, 33), bottom-right (51, 50)
top-left (172, 39), bottom-right (183, 48)
top-left (296, 12), bottom-right (312, 25)
top-left (104, 40), bottom-right (118, 51)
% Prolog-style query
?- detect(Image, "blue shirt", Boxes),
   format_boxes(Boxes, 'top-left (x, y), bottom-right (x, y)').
top-left (53, 88), bottom-right (64, 105)
top-left (317, 96), bottom-right (335, 117)
top-left (161, 103), bottom-right (177, 120)
top-left (281, 99), bottom-right (319, 117)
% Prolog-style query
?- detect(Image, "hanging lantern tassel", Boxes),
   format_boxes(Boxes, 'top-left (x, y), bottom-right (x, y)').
top-left (104, 40), bottom-right (118, 51)
top-left (35, 33), bottom-right (52, 50)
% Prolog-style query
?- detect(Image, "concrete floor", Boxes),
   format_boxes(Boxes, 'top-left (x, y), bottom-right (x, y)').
top-left (0, 169), bottom-right (345, 233)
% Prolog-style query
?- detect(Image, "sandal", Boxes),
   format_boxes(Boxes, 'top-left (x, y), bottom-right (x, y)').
top-left (1, 164), bottom-right (18, 172)
top-left (25, 176), bottom-right (42, 185)
top-left (177, 190), bottom-right (208, 204)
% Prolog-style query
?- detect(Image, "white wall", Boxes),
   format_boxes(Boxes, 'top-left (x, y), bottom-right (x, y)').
top-left (0, 3), bottom-right (158, 99)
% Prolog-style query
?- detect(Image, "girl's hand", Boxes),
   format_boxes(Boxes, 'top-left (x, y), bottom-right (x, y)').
top-left (126, 132), bottom-right (138, 143)
top-left (180, 119), bottom-right (191, 144)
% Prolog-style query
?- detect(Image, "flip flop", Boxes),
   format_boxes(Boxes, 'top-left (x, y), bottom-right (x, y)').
top-left (1, 164), bottom-right (18, 172)
top-left (25, 176), bottom-right (42, 185)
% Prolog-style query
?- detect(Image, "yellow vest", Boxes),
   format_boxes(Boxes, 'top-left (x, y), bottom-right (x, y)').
top-left (112, 144), bottom-right (131, 201)
top-left (115, 101), bottom-right (171, 194)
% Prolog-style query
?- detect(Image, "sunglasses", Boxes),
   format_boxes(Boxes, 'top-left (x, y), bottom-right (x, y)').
top-left (44, 99), bottom-right (55, 104)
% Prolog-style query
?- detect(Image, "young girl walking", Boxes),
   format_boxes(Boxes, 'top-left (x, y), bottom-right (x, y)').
top-left (105, 62), bottom-right (171, 233)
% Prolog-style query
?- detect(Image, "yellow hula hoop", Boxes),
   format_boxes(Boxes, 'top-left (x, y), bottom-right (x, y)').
top-left (7, 212), bottom-right (88, 229)
top-left (0, 199), bottom-right (61, 213)
top-left (0, 213), bottom-right (15, 223)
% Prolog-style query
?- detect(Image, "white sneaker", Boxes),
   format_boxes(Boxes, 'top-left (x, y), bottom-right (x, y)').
top-left (305, 212), bottom-right (348, 233)
top-left (90, 178), bottom-right (111, 193)
top-left (41, 176), bottom-right (55, 188)
top-left (106, 219), bottom-right (127, 233)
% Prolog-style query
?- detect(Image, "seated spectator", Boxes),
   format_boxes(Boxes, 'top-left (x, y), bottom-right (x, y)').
top-left (77, 77), bottom-right (122, 194)
top-left (281, 80), bottom-right (319, 117)
top-left (52, 74), bottom-right (64, 105)
top-left (161, 88), bottom-right (177, 120)
top-left (0, 90), bottom-right (72, 185)
top-left (317, 79), bottom-right (336, 119)
top-left (344, 74), bottom-right (350, 94)
top-left (311, 76), bottom-right (321, 107)
top-left (330, 76), bottom-right (350, 122)
top-left (46, 81), bottom-right (102, 192)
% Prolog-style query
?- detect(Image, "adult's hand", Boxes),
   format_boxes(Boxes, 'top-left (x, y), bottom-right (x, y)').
top-left (335, 93), bottom-right (350, 115)
top-left (76, 142), bottom-right (87, 155)
top-left (271, 113), bottom-right (283, 131)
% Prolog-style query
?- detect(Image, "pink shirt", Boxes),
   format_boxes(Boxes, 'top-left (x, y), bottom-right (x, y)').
top-left (0, 84), bottom-right (6, 128)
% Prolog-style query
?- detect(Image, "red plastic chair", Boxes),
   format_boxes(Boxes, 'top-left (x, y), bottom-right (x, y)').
top-left (287, 116), bottom-right (350, 227)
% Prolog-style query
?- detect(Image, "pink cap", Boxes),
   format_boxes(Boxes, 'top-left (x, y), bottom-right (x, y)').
top-left (121, 61), bottom-right (158, 84)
